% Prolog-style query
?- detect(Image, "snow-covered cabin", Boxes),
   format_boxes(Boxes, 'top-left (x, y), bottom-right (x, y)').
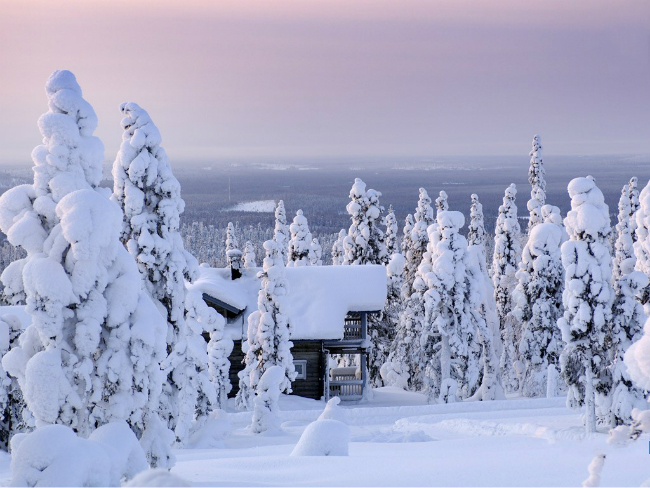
top-left (192, 265), bottom-right (387, 401)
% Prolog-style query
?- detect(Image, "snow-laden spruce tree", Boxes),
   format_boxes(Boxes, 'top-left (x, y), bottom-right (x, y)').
top-left (0, 71), bottom-right (170, 466)
top-left (527, 134), bottom-right (546, 231)
top-left (401, 190), bottom-right (433, 299)
top-left (251, 366), bottom-right (284, 434)
top-left (243, 241), bottom-right (257, 269)
top-left (273, 200), bottom-right (289, 264)
top-left (423, 211), bottom-right (479, 402)
top-left (342, 178), bottom-right (387, 265)
top-left (558, 176), bottom-right (614, 433)
top-left (112, 102), bottom-right (217, 446)
top-left (331, 229), bottom-right (346, 265)
top-left (287, 210), bottom-right (313, 267)
top-left (492, 183), bottom-right (522, 393)
top-left (435, 190), bottom-right (449, 215)
top-left (0, 314), bottom-right (27, 450)
top-left (512, 220), bottom-right (564, 397)
top-left (310, 238), bottom-right (323, 266)
top-left (634, 179), bottom-right (650, 308)
top-left (468, 194), bottom-right (487, 249)
top-left (628, 177), bottom-right (640, 241)
top-left (613, 184), bottom-right (636, 282)
top-left (226, 222), bottom-right (242, 276)
top-left (610, 270), bottom-right (648, 425)
top-left (240, 240), bottom-right (295, 409)
top-left (385, 205), bottom-right (399, 256)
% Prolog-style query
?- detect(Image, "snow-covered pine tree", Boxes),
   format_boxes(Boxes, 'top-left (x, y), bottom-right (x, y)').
top-left (0, 314), bottom-right (28, 450)
top-left (558, 176), bottom-right (614, 433)
top-left (385, 205), bottom-right (399, 256)
top-left (331, 229), bottom-right (346, 265)
top-left (112, 102), bottom-right (217, 446)
top-left (310, 238), bottom-right (323, 266)
top-left (251, 365), bottom-right (284, 434)
top-left (226, 222), bottom-right (243, 277)
top-left (527, 134), bottom-right (546, 231)
top-left (492, 183), bottom-right (522, 393)
top-left (513, 221), bottom-right (564, 397)
top-left (613, 185), bottom-right (636, 282)
top-left (0, 71), bottom-right (170, 466)
top-left (273, 200), bottom-right (289, 265)
top-left (245, 240), bottom-right (296, 395)
top-left (435, 191), bottom-right (449, 215)
top-left (287, 210), bottom-right (313, 267)
top-left (628, 177), bottom-right (640, 242)
top-left (243, 241), bottom-right (257, 269)
top-left (343, 178), bottom-right (387, 266)
top-left (468, 194), bottom-right (487, 248)
top-left (401, 190), bottom-right (433, 299)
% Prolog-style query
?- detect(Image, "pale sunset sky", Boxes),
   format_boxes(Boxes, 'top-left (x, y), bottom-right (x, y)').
top-left (0, 0), bottom-right (648, 164)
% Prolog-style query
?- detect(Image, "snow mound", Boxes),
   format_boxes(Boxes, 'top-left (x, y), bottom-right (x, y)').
top-left (10, 422), bottom-right (147, 487)
top-left (317, 397), bottom-right (347, 423)
top-left (124, 468), bottom-right (192, 487)
top-left (290, 419), bottom-right (350, 456)
top-left (187, 412), bottom-right (232, 449)
top-left (227, 200), bottom-right (276, 213)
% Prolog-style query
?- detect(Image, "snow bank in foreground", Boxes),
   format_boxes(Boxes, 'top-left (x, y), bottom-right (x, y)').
top-left (10, 422), bottom-right (146, 486)
top-left (124, 468), bottom-right (192, 487)
top-left (291, 419), bottom-right (349, 456)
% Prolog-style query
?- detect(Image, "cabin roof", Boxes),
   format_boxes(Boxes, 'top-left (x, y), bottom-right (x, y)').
top-left (189, 264), bottom-right (387, 340)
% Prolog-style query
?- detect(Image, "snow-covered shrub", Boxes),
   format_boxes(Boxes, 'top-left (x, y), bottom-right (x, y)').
top-left (112, 102), bottom-right (215, 446)
top-left (492, 183), bottom-right (522, 392)
top-left (331, 229), bottom-right (346, 265)
top-left (310, 238), bottom-right (323, 266)
top-left (558, 176), bottom-right (614, 433)
top-left (287, 210), bottom-right (313, 267)
top-left (582, 453), bottom-right (606, 488)
top-left (290, 419), bottom-right (350, 456)
top-left (243, 241), bottom-right (257, 269)
top-left (527, 134), bottom-right (546, 231)
top-left (10, 422), bottom-right (147, 487)
top-left (342, 178), bottom-right (387, 266)
top-left (251, 365), bottom-right (284, 434)
top-left (0, 71), bottom-right (169, 464)
top-left (513, 221), bottom-right (564, 397)
top-left (318, 397), bottom-right (347, 423)
top-left (273, 200), bottom-right (289, 264)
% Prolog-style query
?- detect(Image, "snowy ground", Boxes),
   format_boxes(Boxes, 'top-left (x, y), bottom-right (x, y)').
top-left (226, 200), bottom-right (277, 213)
top-left (0, 387), bottom-right (647, 486)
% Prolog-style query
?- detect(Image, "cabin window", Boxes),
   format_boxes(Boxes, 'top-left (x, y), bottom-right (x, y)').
top-left (293, 360), bottom-right (307, 380)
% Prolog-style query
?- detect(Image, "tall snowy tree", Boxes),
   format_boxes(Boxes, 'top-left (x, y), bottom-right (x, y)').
top-left (401, 190), bottom-right (433, 299)
top-left (310, 238), bottom-right (323, 266)
top-left (468, 194), bottom-right (487, 248)
top-left (512, 221), bottom-right (564, 397)
top-left (628, 177), bottom-right (640, 242)
top-left (0, 71), bottom-right (171, 466)
top-left (273, 200), bottom-right (289, 265)
top-left (527, 134), bottom-right (546, 231)
top-left (239, 240), bottom-right (295, 410)
top-left (385, 205), bottom-right (399, 256)
top-left (492, 183), bottom-right (522, 393)
top-left (287, 210), bottom-right (313, 267)
top-left (614, 184), bottom-right (636, 282)
top-left (435, 190), bottom-right (449, 214)
top-left (331, 229), bottom-right (346, 265)
top-left (112, 102), bottom-right (218, 446)
top-left (226, 222), bottom-right (242, 277)
top-left (558, 176), bottom-right (614, 433)
top-left (243, 241), bottom-right (257, 269)
top-left (342, 178), bottom-right (387, 266)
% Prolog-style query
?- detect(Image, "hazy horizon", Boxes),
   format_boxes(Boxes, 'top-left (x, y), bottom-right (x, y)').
top-left (1, 0), bottom-right (649, 164)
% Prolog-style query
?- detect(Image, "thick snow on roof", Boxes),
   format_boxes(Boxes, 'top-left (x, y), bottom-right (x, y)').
top-left (190, 265), bottom-right (387, 340)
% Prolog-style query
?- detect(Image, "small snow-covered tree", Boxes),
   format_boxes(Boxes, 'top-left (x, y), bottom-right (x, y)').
top-left (251, 366), bottom-right (284, 434)
top-left (243, 241), bottom-right (257, 269)
top-left (112, 102), bottom-right (216, 446)
top-left (527, 134), bottom-right (546, 231)
top-left (513, 220), bottom-right (564, 397)
top-left (435, 190), bottom-right (449, 214)
top-left (331, 229), bottom-right (346, 265)
top-left (342, 178), bottom-right (387, 265)
top-left (558, 176), bottom-right (614, 433)
top-left (385, 205), bottom-right (399, 256)
top-left (273, 200), bottom-right (289, 264)
top-left (245, 240), bottom-right (296, 397)
top-left (492, 183), bottom-right (522, 392)
top-left (0, 71), bottom-right (170, 466)
top-left (628, 177), bottom-right (640, 242)
top-left (226, 222), bottom-right (242, 276)
top-left (310, 238), bottom-right (323, 266)
top-left (401, 190), bottom-right (433, 298)
top-left (468, 194), bottom-right (486, 248)
top-left (287, 210), bottom-right (313, 267)
top-left (613, 184), bottom-right (636, 282)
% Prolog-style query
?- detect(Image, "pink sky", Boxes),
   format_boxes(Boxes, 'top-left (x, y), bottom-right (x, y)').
top-left (0, 0), bottom-right (648, 163)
